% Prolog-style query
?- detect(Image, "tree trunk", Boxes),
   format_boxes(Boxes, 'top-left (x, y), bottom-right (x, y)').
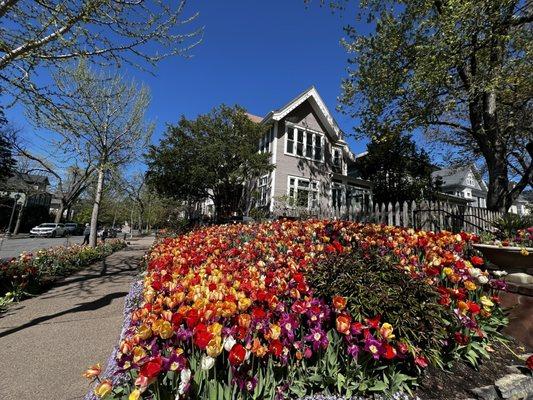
top-left (13, 197), bottom-right (28, 235)
top-left (54, 199), bottom-right (66, 223)
top-left (89, 167), bottom-right (105, 247)
top-left (485, 141), bottom-right (510, 212)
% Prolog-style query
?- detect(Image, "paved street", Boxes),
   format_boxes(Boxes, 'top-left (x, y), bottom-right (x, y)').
top-left (0, 236), bottom-right (154, 400)
top-left (0, 236), bottom-right (84, 259)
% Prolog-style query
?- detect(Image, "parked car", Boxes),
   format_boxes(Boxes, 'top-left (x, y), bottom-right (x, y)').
top-left (97, 227), bottom-right (118, 238)
top-left (63, 222), bottom-right (79, 235)
top-left (29, 223), bottom-right (66, 238)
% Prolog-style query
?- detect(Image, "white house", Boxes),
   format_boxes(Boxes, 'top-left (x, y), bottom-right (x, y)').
top-left (431, 165), bottom-right (530, 215)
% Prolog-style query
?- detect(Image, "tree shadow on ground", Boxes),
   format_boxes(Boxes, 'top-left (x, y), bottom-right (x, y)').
top-left (0, 291), bottom-right (128, 338)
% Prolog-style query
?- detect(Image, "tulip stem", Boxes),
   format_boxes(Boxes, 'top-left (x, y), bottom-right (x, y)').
top-left (495, 337), bottom-right (521, 359)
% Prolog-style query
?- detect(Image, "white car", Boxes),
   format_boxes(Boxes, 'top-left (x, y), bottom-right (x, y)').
top-left (29, 223), bottom-right (66, 238)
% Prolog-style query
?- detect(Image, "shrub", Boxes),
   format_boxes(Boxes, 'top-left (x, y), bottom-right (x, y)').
top-left (306, 248), bottom-right (451, 367)
top-left (492, 214), bottom-right (533, 240)
top-left (0, 239), bottom-right (126, 299)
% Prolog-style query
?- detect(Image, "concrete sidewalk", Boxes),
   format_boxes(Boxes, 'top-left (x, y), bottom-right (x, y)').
top-left (0, 236), bottom-right (154, 400)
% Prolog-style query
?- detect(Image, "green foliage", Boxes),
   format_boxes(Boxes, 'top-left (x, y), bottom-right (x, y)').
top-left (146, 105), bottom-right (274, 221)
top-left (287, 330), bottom-right (417, 397)
top-left (356, 132), bottom-right (440, 203)
top-left (306, 247), bottom-right (451, 365)
top-left (338, 0), bottom-right (532, 211)
top-left (0, 239), bottom-right (126, 300)
top-left (492, 214), bottom-right (533, 240)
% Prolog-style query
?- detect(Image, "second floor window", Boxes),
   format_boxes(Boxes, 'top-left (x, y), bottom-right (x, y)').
top-left (259, 127), bottom-right (274, 154)
top-left (332, 148), bottom-right (342, 171)
top-left (285, 125), bottom-right (323, 161)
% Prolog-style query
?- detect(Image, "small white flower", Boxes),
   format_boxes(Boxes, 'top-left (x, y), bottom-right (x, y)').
top-left (178, 368), bottom-right (191, 395)
top-left (223, 335), bottom-right (236, 352)
top-left (469, 268), bottom-right (482, 277)
top-left (478, 275), bottom-right (489, 284)
top-left (493, 270), bottom-right (508, 277)
top-left (200, 355), bottom-right (215, 370)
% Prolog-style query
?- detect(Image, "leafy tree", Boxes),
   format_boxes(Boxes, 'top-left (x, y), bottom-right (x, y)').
top-left (0, 108), bottom-right (16, 185)
top-left (356, 133), bottom-right (439, 204)
top-left (338, 0), bottom-right (532, 211)
top-left (0, 0), bottom-right (201, 103)
top-left (146, 105), bottom-right (273, 221)
top-left (28, 61), bottom-right (153, 246)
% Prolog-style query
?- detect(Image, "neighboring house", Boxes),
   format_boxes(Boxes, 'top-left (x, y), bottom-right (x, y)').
top-left (1, 172), bottom-right (52, 208)
top-left (250, 86), bottom-right (372, 216)
top-left (431, 165), bottom-right (530, 215)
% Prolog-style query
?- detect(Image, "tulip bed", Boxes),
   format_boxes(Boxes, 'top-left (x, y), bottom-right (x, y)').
top-left (86, 220), bottom-right (509, 400)
top-left (0, 239), bottom-right (127, 301)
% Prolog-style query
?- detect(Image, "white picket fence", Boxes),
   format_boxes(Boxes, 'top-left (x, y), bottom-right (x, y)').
top-left (287, 200), bottom-right (505, 234)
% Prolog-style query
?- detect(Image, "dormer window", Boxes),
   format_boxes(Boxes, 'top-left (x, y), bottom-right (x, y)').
top-left (465, 172), bottom-right (475, 187)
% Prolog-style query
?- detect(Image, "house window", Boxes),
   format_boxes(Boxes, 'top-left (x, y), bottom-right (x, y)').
top-left (288, 177), bottom-right (319, 209)
top-left (287, 127), bottom-right (294, 154)
top-left (258, 175), bottom-right (269, 206)
top-left (259, 128), bottom-right (273, 154)
top-left (332, 181), bottom-right (343, 209)
top-left (296, 129), bottom-right (304, 156)
top-left (285, 125), bottom-right (323, 161)
top-left (314, 135), bottom-right (322, 160)
top-left (465, 173), bottom-right (475, 187)
top-left (332, 148), bottom-right (342, 172)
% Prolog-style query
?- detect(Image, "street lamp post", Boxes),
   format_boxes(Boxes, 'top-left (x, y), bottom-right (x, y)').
top-left (6, 194), bottom-right (21, 237)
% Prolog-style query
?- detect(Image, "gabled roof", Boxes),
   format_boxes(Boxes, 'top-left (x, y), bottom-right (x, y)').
top-left (260, 86), bottom-right (346, 143)
top-left (246, 113), bottom-right (263, 123)
top-left (8, 172), bottom-right (50, 186)
top-left (431, 165), bottom-right (488, 191)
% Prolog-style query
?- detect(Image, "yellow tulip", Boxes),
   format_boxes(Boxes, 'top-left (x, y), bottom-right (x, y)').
top-left (94, 379), bottom-right (113, 398)
top-left (129, 389), bottom-right (141, 400)
top-left (136, 325), bottom-right (152, 340)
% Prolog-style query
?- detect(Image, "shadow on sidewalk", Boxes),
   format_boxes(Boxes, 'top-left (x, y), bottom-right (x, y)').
top-left (0, 291), bottom-right (128, 339)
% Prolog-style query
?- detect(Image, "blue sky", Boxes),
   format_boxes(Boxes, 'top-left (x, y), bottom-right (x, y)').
top-left (6, 1), bottom-right (375, 161)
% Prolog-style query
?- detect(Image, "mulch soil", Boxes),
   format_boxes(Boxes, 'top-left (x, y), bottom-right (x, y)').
top-left (414, 338), bottom-right (528, 400)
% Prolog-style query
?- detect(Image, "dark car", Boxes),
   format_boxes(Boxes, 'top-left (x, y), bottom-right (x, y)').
top-left (63, 222), bottom-right (80, 235)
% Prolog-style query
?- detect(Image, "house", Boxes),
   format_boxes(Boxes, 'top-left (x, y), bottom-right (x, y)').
top-left (1, 172), bottom-right (52, 208)
top-left (431, 165), bottom-right (530, 215)
top-left (250, 86), bottom-right (372, 216)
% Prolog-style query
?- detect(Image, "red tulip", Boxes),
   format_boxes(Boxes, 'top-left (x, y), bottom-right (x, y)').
top-left (229, 343), bottom-right (246, 366)
top-left (140, 356), bottom-right (162, 379)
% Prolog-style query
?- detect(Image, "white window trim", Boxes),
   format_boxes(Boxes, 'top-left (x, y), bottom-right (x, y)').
top-left (331, 181), bottom-right (346, 208)
top-left (332, 146), bottom-right (344, 172)
top-left (257, 174), bottom-right (269, 207)
top-left (284, 123), bottom-right (325, 162)
top-left (269, 122), bottom-right (278, 213)
top-left (286, 175), bottom-right (319, 210)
